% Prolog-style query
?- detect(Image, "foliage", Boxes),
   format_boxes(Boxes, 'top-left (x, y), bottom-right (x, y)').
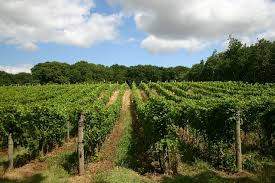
top-left (0, 71), bottom-right (36, 86)
top-left (186, 37), bottom-right (275, 83)
top-left (1, 62), bottom-right (190, 86)
top-left (0, 83), bottom-right (124, 164)
top-left (132, 81), bottom-right (275, 172)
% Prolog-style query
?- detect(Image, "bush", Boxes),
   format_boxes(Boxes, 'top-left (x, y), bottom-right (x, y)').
top-left (243, 152), bottom-right (264, 172)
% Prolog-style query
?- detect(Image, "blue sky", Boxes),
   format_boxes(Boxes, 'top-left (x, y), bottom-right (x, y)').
top-left (0, 0), bottom-right (274, 73)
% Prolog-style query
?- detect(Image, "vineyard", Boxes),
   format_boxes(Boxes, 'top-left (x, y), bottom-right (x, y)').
top-left (132, 82), bottom-right (274, 179)
top-left (0, 83), bottom-right (126, 173)
top-left (0, 82), bottom-right (274, 182)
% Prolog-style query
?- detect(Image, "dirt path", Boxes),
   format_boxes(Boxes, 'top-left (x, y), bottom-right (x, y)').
top-left (1, 138), bottom-right (76, 181)
top-left (106, 90), bottom-right (120, 108)
top-left (70, 90), bottom-right (131, 182)
top-left (140, 90), bottom-right (148, 101)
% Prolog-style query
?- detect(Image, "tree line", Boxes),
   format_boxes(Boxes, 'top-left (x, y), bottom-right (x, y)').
top-left (0, 62), bottom-right (189, 85)
top-left (186, 37), bottom-right (275, 83)
top-left (0, 37), bottom-right (274, 86)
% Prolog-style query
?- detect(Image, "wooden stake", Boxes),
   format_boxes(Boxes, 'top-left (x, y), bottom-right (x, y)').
top-left (40, 140), bottom-right (45, 157)
top-left (78, 112), bottom-right (85, 175)
top-left (8, 132), bottom-right (14, 170)
top-left (235, 110), bottom-right (242, 172)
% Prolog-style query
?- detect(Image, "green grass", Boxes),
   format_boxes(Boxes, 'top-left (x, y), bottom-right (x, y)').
top-left (115, 103), bottom-right (135, 167)
top-left (0, 174), bottom-right (46, 183)
top-left (0, 148), bottom-right (76, 183)
top-left (162, 161), bottom-right (260, 183)
top-left (37, 151), bottom-right (77, 182)
top-left (2, 149), bottom-right (270, 183)
top-left (176, 157), bottom-right (274, 183)
top-left (40, 168), bottom-right (69, 183)
top-left (94, 167), bottom-right (153, 183)
top-left (161, 172), bottom-right (256, 183)
top-left (93, 161), bottom-right (260, 183)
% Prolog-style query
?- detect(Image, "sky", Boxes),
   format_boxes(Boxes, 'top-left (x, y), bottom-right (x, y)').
top-left (0, 0), bottom-right (275, 74)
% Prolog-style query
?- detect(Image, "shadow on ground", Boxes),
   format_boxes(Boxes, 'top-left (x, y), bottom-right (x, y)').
top-left (0, 174), bottom-right (45, 183)
top-left (161, 170), bottom-right (261, 183)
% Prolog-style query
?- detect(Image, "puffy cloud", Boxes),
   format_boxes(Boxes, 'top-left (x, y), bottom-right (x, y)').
top-left (0, 0), bottom-right (121, 51)
top-left (259, 31), bottom-right (275, 40)
top-left (141, 36), bottom-right (206, 53)
top-left (0, 64), bottom-right (33, 74)
top-left (110, 0), bottom-right (275, 53)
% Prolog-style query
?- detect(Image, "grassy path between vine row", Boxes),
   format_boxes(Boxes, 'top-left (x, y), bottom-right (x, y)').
top-left (69, 89), bottom-right (153, 183)
top-left (89, 90), bottom-right (130, 174)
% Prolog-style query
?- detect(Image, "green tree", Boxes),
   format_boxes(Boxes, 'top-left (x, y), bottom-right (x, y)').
top-left (13, 73), bottom-right (36, 85)
top-left (31, 62), bottom-right (71, 84)
top-left (0, 71), bottom-right (13, 85)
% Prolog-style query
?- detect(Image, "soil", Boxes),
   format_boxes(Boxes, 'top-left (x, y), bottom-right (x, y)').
top-left (0, 149), bottom-right (7, 157)
top-left (140, 90), bottom-right (148, 101)
top-left (46, 138), bottom-right (77, 158)
top-left (106, 90), bottom-right (120, 108)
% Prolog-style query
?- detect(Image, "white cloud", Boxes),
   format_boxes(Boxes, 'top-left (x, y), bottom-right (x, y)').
top-left (141, 35), bottom-right (206, 54)
top-left (0, 64), bottom-right (33, 74)
top-left (110, 0), bottom-right (275, 53)
top-left (0, 0), bottom-right (121, 51)
top-left (259, 31), bottom-right (275, 40)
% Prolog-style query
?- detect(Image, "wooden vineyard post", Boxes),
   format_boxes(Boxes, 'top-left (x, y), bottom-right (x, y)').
top-left (163, 146), bottom-right (169, 174)
top-left (235, 110), bottom-right (242, 172)
top-left (78, 112), bottom-right (85, 175)
top-left (40, 140), bottom-right (45, 157)
top-left (8, 132), bottom-right (14, 170)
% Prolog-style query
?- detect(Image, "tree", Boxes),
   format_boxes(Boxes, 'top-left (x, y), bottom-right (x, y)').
top-left (0, 71), bottom-right (13, 85)
top-left (13, 73), bottom-right (36, 85)
top-left (254, 39), bottom-right (273, 83)
top-left (185, 37), bottom-right (275, 83)
top-left (186, 60), bottom-right (205, 81)
top-left (31, 62), bottom-right (71, 84)
top-left (110, 64), bottom-right (128, 83)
